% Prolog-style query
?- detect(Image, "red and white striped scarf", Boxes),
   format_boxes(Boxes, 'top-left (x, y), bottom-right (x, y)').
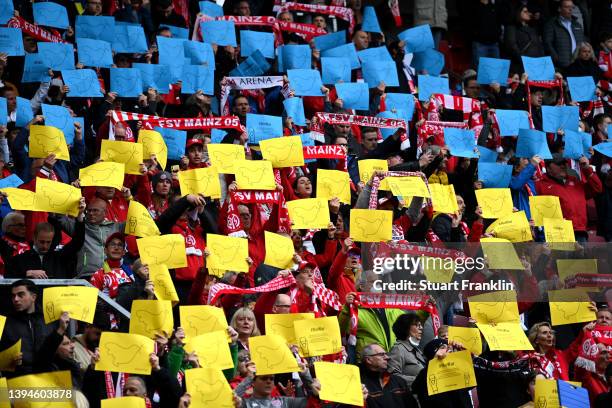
top-left (277, 2), bottom-right (355, 34)
top-left (110, 110), bottom-right (245, 133)
top-left (207, 274), bottom-right (297, 305)
top-left (219, 76), bottom-right (286, 116)
top-left (388, 0), bottom-right (402, 27)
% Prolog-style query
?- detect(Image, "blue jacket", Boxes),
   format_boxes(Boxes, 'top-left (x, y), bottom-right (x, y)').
top-left (509, 163), bottom-right (537, 219)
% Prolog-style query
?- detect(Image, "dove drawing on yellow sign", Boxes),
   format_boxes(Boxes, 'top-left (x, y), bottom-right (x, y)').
top-left (28, 125), bottom-right (70, 161)
top-left (206, 233), bottom-right (249, 272)
top-left (101, 139), bottom-right (144, 175)
top-left (234, 159), bottom-right (276, 190)
top-left (125, 200), bottom-right (160, 237)
top-left (129, 300), bottom-right (174, 338)
top-left (136, 234), bottom-right (187, 268)
top-left (138, 129), bottom-right (168, 170)
top-left (34, 177), bottom-right (82, 217)
top-left (0, 188), bottom-right (36, 211)
top-left (287, 197), bottom-right (330, 229)
top-left (250, 335), bottom-right (300, 375)
top-left (314, 362), bottom-right (363, 406)
top-left (316, 169), bottom-right (351, 204)
top-left (350, 209), bottom-right (392, 242)
top-left (186, 368), bottom-right (235, 408)
top-left (184, 330), bottom-right (234, 370)
top-left (260, 135), bottom-right (305, 167)
top-left (475, 188), bottom-right (513, 219)
top-left (96, 332), bottom-right (154, 375)
top-left (79, 161), bottom-right (125, 190)
top-left (207, 144), bottom-right (245, 173)
top-left (263, 231), bottom-right (295, 269)
top-left (178, 167), bottom-right (221, 197)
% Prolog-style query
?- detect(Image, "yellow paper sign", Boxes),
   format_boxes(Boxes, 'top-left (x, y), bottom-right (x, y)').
top-left (556, 259), bottom-right (598, 286)
top-left (125, 200), bottom-right (160, 237)
top-left (206, 233), bottom-right (249, 272)
top-left (101, 139), bottom-right (144, 175)
top-left (349, 209), bottom-right (392, 242)
top-left (316, 169), bottom-right (351, 204)
top-left (287, 198), bottom-right (330, 229)
top-left (138, 130), bottom-right (167, 170)
top-left (486, 211), bottom-right (533, 242)
top-left (544, 218), bottom-right (575, 250)
top-left (314, 362), bottom-right (363, 406)
top-left (180, 305), bottom-right (228, 339)
top-left (0, 377), bottom-right (8, 408)
top-left (148, 264), bottom-right (179, 303)
top-left (265, 313), bottom-right (315, 344)
top-left (185, 331), bottom-right (234, 370)
top-left (534, 378), bottom-right (560, 408)
top-left (43, 286), bottom-right (98, 324)
top-left (358, 159), bottom-right (387, 184)
top-left (101, 396), bottom-right (146, 408)
top-left (178, 167), bottom-right (221, 198)
top-left (548, 288), bottom-right (596, 326)
top-left (129, 300), bottom-right (174, 338)
top-left (79, 161), bottom-right (125, 190)
top-left (96, 332), bottom-right (155, 375)
top-left (529, 195), bottom-right (563, 226)
top-left (422, 256), bottom-right (455, 283)
top-left (430, 183), bottom-right (459, 214)
top-left (260, 135), bottom-right (305, 167)
top-left (250, 334), bottom-right (300, 375)
top-left (468, 290), bottom-right (520, 324)
top-left (0, 315), bottom-right (5, 337)
top-left (426, 350), bottom-right (476, 396)
top-left (137, 234), bottom-right (187, 269)
top-left (28, 125), bottom-right (70, 161)
top-left (476, 322), bottom-right (534, 351)
top-left (0, 188), bottom-right (35, 211)
top-left (0, 340), bottom-right (21, 371)
top-left (207, 144), bottom-right (245, 174)
top-left (480, 237), bottom-right (524, 270)
top-left (234, 160), bottom-right (276, 190)
top-left (185, 367), bottom-right (234, 408)
top-left (264, 231), bottom-right (295, 269)
top-left (34, 177), bottom-right (81, 217)
top-left (475, 188), bottom-right (513, 219)
top-left (294, 316), bottom-right (342, 357)
top-left (447, 327), bottom-right (482, 355)
top-left (386, 176), bottom-right (431, 198)
top-left (7, 370), bottom-right (72, 408)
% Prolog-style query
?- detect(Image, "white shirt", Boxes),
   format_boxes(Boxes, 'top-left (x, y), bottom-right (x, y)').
top-left (560, 16), bottom-right (576, 53)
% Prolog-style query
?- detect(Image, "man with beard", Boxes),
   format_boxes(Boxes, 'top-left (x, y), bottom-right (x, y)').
top-left (72, 316), bottom-right (107, 374)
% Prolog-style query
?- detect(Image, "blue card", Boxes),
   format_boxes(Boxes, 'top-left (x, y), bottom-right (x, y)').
top-left (288, 69), bottom-right (324, 97)
top-left (516, 128), bottom-right (552, 159)
top-left (362, 60), bottom-right (399, 88)
top-left (42, 104), bottom-right (77, 144)
top-left (542, 105), bottom-right (579, 133)
top-left (76, 38), bottom-right (113, 68)
top-left (357, 46), bottom-right (393, 64)
top-left (362, 6), bottom-right (381, 33)
top-left (76, 15), bottom-right (116, 44)
top-left (377, 110), bottom-right (402, 139)
top-left (112, 24), bottom-right (148, 53)
top-left (298, 132), bottom-right (315, 147)
top-left (313, 30), bottom-right (346, 52)
top-left (476, 146), bottom-right (498, 162)
top-left (33, 2), bottom-right (69, 29)
top-left (0, 97), bottom-right (6, 126)
top-left (321, 57), bottom-right (351, 84)
top-left (133, 63), bottom-right (171, 93)
top-left (593, 141), bottom-right (612, 157)
top-left (385, 93), bottom-right (415, 119)
top-left (495, 109), bottom-right (531, 136)
top-left (155, 127), bottom-right (187, 160)
top-left (110, 68), bottom-right (143, 97)
top-left (184, 40), bottom-right (215, 68)
top-left (522, 56), bottom-right (555, 81)
top-left (477, 57), bottom-right (510, 85)
top-left (0, 174), bottom-right (24, 188)
top-left (246, 113), bottom-right (283, 144)
top-left (418, 75), bottom-right (449, 101)
top-left (478, 162), bottom-right (512, 188)
top-left (157, 36), bottom-right (185, 67)
top-left (322, 43), bottom-right (360, 70)
top-left (200, 20), bottom-right (237, 47)
top-left (398, 24), bottom-right (434, 53)
top-left (0, 0), bottom-right (14, 25)
top-left (557, 380), bottom-right (589, 408)
top-left (411, 49), bottom-right (445, 76)
top-left (210, 128), bottom-right (227, 144)
top-left (230, 49), bottom-right (270, 76)
top-left (162, 25), bottom-right (189, 39)
top-left (0, 28), bottom-right (25, 56)
top-left (562, 129), bottom-right (589, 159)
top-left (336, 82), bottom-right (369, 111)
top-left (15, 97), bottom-right (33, 127)
top-left (278, 44), bottom-right (311, 72)
top-left (22, 53), bottom-right (51, 83)
top-left (62, 69), bottom-right (104, 97)
top-left (283, 97), bottom-right (306, 126)
top-left (444, 128), bottom-right (478, 158)
top-left (180, 65), bottom-right (214, 95)
top-left (199, 1), bottom-right (223, 17)
top-left (567, 76), bottom-right (596, 102)
top-left (240, 30), bottom-right (274, 59)
top-left (38, 42), bottom-right (74, 70)
top-left (581, 131), bottom-right (592, 158)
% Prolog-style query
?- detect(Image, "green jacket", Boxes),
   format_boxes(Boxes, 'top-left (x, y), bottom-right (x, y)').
top-left (167, 342), bottom-right (239, 380)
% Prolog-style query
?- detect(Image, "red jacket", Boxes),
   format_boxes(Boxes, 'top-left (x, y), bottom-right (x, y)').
top-left (171, 219), bottom-right (205, 281)
top-left (579, 369), bottom-right (610, 405)
top-left (327, 251), bottom-right (356, 301)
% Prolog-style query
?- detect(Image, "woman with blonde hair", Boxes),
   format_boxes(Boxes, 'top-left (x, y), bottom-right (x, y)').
top-left (564, 42), bottom-right (602, 81)
top-left (230, 307), bottom-right (261, 351)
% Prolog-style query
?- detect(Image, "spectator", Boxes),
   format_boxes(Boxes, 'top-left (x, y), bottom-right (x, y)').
top-left (503, 5), bottom-right (546, 72)
top-left (387, 313), bottom-right (427, 388)
top-left (413, 0), bottom-right (447, 48)
top-left (469, 0), bottom-right (503, 68)
top-left (230, 306), bottom-right (261, 351)
top-left (564, 42), bottom-right (602, 81)
top-left (543, 0), bottom-right (585, 68)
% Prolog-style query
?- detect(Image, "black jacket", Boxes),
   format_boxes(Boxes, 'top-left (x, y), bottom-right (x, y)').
top-left (35, 330), bottom-right (83, 388)
top-left (361, 366), bottom-right (418, 408)
top-left (543, 16), bottom-right (585, 68)
top-left (412, 366), bottom-right (473, 408)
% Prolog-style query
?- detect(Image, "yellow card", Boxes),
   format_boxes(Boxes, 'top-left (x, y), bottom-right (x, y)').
top-left (148, 264), bottom-right (179, 303)
top-left (480, 237), bottom-right (524, 269)
top-left (0, 377), bottom-right (8, 408)
top-left (207, 144), bottom-right (245, 173)
top-left (430, 183), bottom-right (459, 214)
top-left (447, 327), bottom-right (481, 355)
top-left (34, 177), bottom-right (81, 217)
top-left (96, 332), bottom-right (155, 375)
top-left (206, 233), bottom-right (249, 272)
top-left (79, 161), bottom-right (125, 190)
top-left (314, 362), bottom-right (363, 406)
top-left (184, 331), bottom-right (234, 370)
top-left (42, 286), bottom-right (98, 324)
top-left (0, 315), bottom-right (5, 337)
top-left (476, 322), bottom-right (533, 351)
top-left (137, 234), bottom-right (187, 269)
top-left (544, 218), bottom-right (575, 250)
top-left (208, 267), bottom-right (227, 278)
top-left (234, 160), bottom-right (275, 190)
top-left (358, 159), bottom-right (387, 184)
top-left (265, 313), bottom-right (315, 344)
top-left (178, 167), bottom-right (221, 198)
top-left (350, 209), bottom-right (392, 242)
top-left (7, 370), bottom-right (72, 408)
top-left (129, 300), bottom-right (174, 338)
top-left (264, 231), bottom-right (295, 269)
top-left (556, 259), bottom-right (598, 283)
top-left (101, 139), bottom-right (144, 175)
top-left (138, 129), bottom-right (167, 170)
top-left (185, 367), bottom-right (234, 408)
top-left (486, 211), bottom-right (533, 242)
top-left (0, 188), bottom-right (35, 211)
top-left (475, 188), bottom-right (513, 219)
top-left (534, 378), bottom-right (560, 408)
top-left (250, 334), bottom-right (300, 375)
top-left (260, 135), bottom-right (304, 167)
top-left (426, 350), bottom-right (476, 396)
top-left (294, 316), bottom-right (342, 357)
top-left (125, 200), bottom-right (160, 237)
top-left (548, 288), bottom-right (596, 326)
top-left (316, 169), bottom-right (351, 204)
top-left (28, 125), bottom-right (70, 161)
top-left (102, 396), bottom-right (145, 408)
top-left (287, 198), bottom-right (330, 229)
top-left (529, 195), bottom-right (563, 226)
top-left (422, 256), bottom-right (455, 283)
top-left (386, 176), bottom-right (431, 198)
top-left (468, 290), bottom-right (520, 323)
top-left (0, 340), bottom-right (21, 371)
top-left (180, 305), bottom-right (228, 339)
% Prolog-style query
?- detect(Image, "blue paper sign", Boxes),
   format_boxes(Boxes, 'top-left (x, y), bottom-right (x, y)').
top-left (362, 60), bottom-right (399, 88)
top-left (477, 57), bottom-right (510, 85)
top-left (288, 69), bottom-right (324, 96)
top-left (418, 75), bottom-right (449, 101)
top-left (321, 43), bottom-right (360, 70)
top-left (157, 36), bottom-right (185, 67)
top-left (0, 28), bottom-right (25, 56)
top-left (133, 63), bottom-right (171, 93)
top-left (62, 69), bottom-right (104, 97)
top-left (210, 128), bottom-right (227, 144)
top-left (516, 128), bottom-right (552, 159)
top-left (200, 20), bottom-right (237, 47)
top-left (478, 162), bottom-right (512, 188)
top-left (593, 141), bottom-right (612, 157)
top-left (477, 146), bottom-right (499, 162)
top-left (336, 82), bottom-right (369, 111)
top-left (199, 1), bottom-right (223, 17)
top-left (180, 65), bottom-right (214, 95)
top-left (495, 109), bottom-right (531, 136)
top-left (522, 56), bottom-right (555, 81)
top-left (377, 110), bottom-right (402, 139)
top-left (110, 68), bottom-right (143, 97)
top-left (161, 25), bottom-right (189, 39)
top-left (38, 42), bottom-right (74, 70)
top-left (542, 105), bottom-right (579, 133)
top-left (76, 15), bottom-right (116, 44)
top-left (0, 174), bottom-right (24, 189)
top-left (283, 97), bottom-right (306, 126)
top-left (444, 128), bottom-right (478, 158)
top-left (562, 129), bottom-right (589, 159)
top-left (567, 76), bottom-right (596, 102)
top-left (557, 380), bottom-right (589, 408)
top-left (362, 6), bottom-right (381, 33)
top-left (240, 30), bottom-right (274, 59)
top-left (0, 97), bottom-right (6, 126)
top-left (411, 49), bottom-right (445, 76)
top-left (298, 132), bottom-right (315, 147)
top-left (15, 97), bottom-right (33, 127)
top-left (22, 53), bottom-right (51, 83)
top-left (398, 24), bottom-right (434, 53)
top-left (42, 104), bottom-right (77, 144)
top-left (321, 57), bottom-right (351, 84)
top-left (0, 0), bottom-right (14, 25)
top-left (112, 24), bottom-right (148, 53)
top-left (155, 127), bottom-right (187, 160)
top-left (184, 41), bottom-right (215, 68)
top-left (278, 45), bottom-right (311, 72)
top-left (246, 113), bottom-right (283, 144)
top-left (313, 30), bottom-right (346, 52)
top-left (33, 2), bottom-right (69, 29)
top-left (76, 38), bottom-right (113, 68)
top-left (385, 93), bottom-right (415, 119)
top-left (357, 46), bottom-right (393, 64)
top-left (230, 49), bottom-right (270, 76)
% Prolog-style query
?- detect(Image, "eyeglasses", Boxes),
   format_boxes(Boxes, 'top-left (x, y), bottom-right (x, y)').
top-left (364, 352), bottom-right (387, 358)
top-left (107, 242), bottom-right (125, 248)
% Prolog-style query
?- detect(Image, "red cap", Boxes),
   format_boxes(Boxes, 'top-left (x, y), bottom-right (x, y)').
top-left (186, 138), bottom-right (204, 149)
top-left (297, 261), bottom-right (317, 271)
top-left (105, 232), bottom-right (126, 247)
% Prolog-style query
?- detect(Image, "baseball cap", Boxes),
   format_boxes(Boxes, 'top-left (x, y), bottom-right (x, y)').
top-left (105, 232), bottom-right (126, 247)
top-left (186, 138), bottom-right (204, 149)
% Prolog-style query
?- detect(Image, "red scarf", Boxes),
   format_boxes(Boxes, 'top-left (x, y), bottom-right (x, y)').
top-left (110, 111), bottom-right (245, 133)
top-left (207, 274), bottom-right (297, 305)
top-left (277, 2), bottom-right (355, 34)
top-left (224, 189), bottom-right (291, 236)
top-left (417, 120), bottom-right (469, 147)
top-left (2, 235), bottom-right (30, 256)
top-left (575, 325), bottom-right (612, 373)
top-left (7, 16), bottom-right (64, 43)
